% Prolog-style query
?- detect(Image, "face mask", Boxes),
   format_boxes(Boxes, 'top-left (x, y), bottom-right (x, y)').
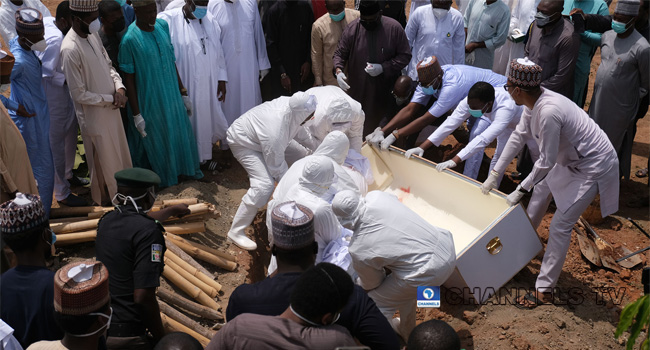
top-left (70, 308), bottom-right (113, 338)
top-left (329, 10), bottom-right (345, 22)
top-left (0, 83), bottom-right (9, 93)
top-left (88, 18), bottom-right (101, 34)
top-left (193, 5), bottom-right (207, 19)
top-left (27, 38), bottom-right (47, 51)
top-left (469, 103), bottom-right (488, 118)
top-left (111, 188), bottom-right (155, 213)
top-left (611, 20), bottom-right (630, 34)
top-left (360, 15), bottom-right (381, 31)
top-left (111, 17), bottom-right (126, 32)
top-left (421, 85), bottom-right (437, 95)
top-left (432, 8), bottom-right (449, 19)
top-left (535, 11), bottom-right (556, 28)
top-left (395, 96), bottom-right (409, 105)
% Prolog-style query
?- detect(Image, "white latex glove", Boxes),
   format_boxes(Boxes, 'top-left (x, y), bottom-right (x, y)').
top-left (134, 113), bottom-right (147, 138)
top-left (337, 72), bottom-right (350, 91)
top-left (436, 159), bottom-right (457, 172)
top-left (481, 171), bottom-right (499, 194)
top-left (365, 62), bottom-right (383, 77)
top-left (405, 147), bottom-right (424, 159)
top-left (506, 185), bottom-right (526, 206)
top-left (465, 51), bottom-right (476, 65)
top-left (182, 95), bottom-right (192, 116)
top-left (380, 133), bottom-right (396, 150)
top-left (365, 127), bottom-right (384, 147)
top-left (259, 68), bottom-right (270, 82)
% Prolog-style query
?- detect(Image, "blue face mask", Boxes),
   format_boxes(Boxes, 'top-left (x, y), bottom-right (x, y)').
top-left (330, 10), bottom-right (345, 22)
top-left (469, 103), bottom-right (488, 118)
top-left (421, 85), bottom-right (437, 95)
top-left (193, 5), bottom-right (207, 19)
top-left (611, 20), bottom-right (630, 34)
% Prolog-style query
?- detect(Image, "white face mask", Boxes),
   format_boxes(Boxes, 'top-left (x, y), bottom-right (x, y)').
top-left (27, 38), bottom-right (47, 51)
top-left (0, 83), bottom-right (9, 93)
top-left (432, 8), bottom-right (449, 19)
top-left (88, 18), bottom-right (101, 34)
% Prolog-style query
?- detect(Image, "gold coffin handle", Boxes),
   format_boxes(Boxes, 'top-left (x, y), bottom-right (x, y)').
top-left (486, 237), bottom-right (503, 255)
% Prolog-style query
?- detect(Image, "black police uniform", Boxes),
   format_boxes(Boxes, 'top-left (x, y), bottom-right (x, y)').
top-left (96, 204), bottom-right (165, 349)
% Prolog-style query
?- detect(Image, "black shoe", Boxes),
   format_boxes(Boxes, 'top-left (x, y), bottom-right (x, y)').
top-left (68, 176), bottom-right (90, 187)
top-left (59, 194), bottom-right (88, 207)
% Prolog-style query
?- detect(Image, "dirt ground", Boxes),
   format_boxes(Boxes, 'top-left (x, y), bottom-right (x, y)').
top-left (28, 0), bottom-right (650, 348)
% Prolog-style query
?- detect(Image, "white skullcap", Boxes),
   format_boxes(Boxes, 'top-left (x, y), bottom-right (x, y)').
top-left (314, 131), bottom-right (350, 165)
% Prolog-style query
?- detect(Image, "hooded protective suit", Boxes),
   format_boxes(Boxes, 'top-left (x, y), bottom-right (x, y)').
top-left (270, 157), bottom-right (341, 265)
top-left (225, 92), bottom-right (317, 250)
top-left (266, 132), bottom-right (362, 253)
top-left (305, 86), bottom-right (365, 152)
top-left (332, 190), bottom-right (456, 340)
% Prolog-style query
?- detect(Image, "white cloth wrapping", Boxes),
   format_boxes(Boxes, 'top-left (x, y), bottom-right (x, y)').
top-left (405, 5), bottom-right (465, 81)
top-left (304, 86), bottom-right (365, 152)
top-left (209, 0), bottom-right (271, 129)
top-left (38, 17), bottom-right (77, 201)
top-left (493, 88), bottom-right (619, 217)
top-left (322, 226), bottom-right (353, 271)
top-left (158, 8), bottom-right (229, 161)
top-left (0, 320), bottom-right (22, 350)
top-left (426, 88), bottom-right (522, 179)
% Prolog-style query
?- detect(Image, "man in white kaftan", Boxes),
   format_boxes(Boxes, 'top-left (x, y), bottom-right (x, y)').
top-left (492, 0), bottom-right (541, 74)
top-left (60, 2), bottom-right (132, 206)
top-left (0, 0), bottom-right (50, 45)
top-left (209, 0), bottom-right (271, 130)
top-left (405, 2), bottom-right (465, 81)
top-left (158, 0), bottom-right (229, 163)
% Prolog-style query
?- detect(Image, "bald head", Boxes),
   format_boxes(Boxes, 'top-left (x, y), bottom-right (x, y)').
top-left (393, 75), bottom-right (413, 97)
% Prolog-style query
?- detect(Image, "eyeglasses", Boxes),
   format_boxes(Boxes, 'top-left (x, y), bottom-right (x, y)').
top-left (503, 85), bottom-right (513, 91)
top-left (504, 85), bottom-right (530, 92)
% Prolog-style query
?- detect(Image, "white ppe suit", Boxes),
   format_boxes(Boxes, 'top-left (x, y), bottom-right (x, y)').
top-left (305, 86), bottom-right (365, 152)
top-left (268, 156), bottom-right (342, 273)
top-left (225, 92), bottom-right (317, 250)
top-left (332, 190), bottom-right (457, 340)
top-left (491, 88), bottom-right (619, 293)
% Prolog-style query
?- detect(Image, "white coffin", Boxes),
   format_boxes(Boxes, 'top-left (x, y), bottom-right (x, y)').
top-left (361, 145), bottom-right (543, 304)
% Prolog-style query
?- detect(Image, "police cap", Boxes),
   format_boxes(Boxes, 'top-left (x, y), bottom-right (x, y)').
top-left (114, 168), bottom-right (161, 188)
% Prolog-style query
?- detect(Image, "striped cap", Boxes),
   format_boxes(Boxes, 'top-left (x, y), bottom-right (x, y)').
top-left (69, 0), bottom-right (99, 12)
top-left (416, 56), bottom-right (442, 86)
top-left (271, 201), bottom-right (315, 250)
top-left (0, 193), bottom-right (47, 235)
top-left (15, 8), bottom-right (44, 35)
top-left (508, 57), bottom-right (542, 88)
top-left (54, 260), bottom-right (110, 315)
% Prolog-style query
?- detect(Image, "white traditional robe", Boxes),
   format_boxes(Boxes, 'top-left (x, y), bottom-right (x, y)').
top-left (60, 30), bottom-right (132, 205)
top-left (0, 0), bottom-right (51, 45)
top-left (492, 0), bottom-right (541, 74)
top-left (158, 8), bottom-right (229, 161)
top-left (208, 0), bottom-right (271, 129)
top-left (405, 5), bottom-right (465, 81)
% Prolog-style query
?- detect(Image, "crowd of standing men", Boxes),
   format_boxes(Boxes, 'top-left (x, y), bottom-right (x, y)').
top-left (0, 0), bottom-right (649, 349)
